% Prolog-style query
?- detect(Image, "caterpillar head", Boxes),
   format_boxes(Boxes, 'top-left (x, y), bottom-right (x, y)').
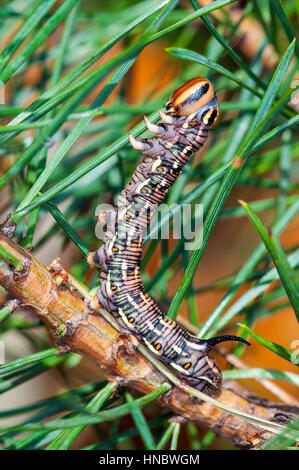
top-left (184, 335), bottom-right (250, 396)
top-left (167, 77), bottom-right (219, 127)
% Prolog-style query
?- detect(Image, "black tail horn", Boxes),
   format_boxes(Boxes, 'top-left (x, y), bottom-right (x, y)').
top-left (205, 335), bottom-right (250, 350)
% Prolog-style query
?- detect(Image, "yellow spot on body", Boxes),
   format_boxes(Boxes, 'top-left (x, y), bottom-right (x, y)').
top-left (129, 317), bottom-right (134, 323)
top-left (144, 338), bottom-right (161, 355)
top-left (136, 179), bottom-right (150, 194)
top-left (118, 308), bottom-right (134, 329)
top-left (184, 362), bottom-right (191, 369)
top-left (183, 113), bottom-right (196, 129)
top-left (170, 361), bottom-right (190, 375)
top-left (155, 343), bottom-right (162, 351)
top-left (189, 121), bottom-right (198, 126)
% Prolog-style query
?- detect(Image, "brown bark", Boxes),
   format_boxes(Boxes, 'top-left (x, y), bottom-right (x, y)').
top-left (0, 231), bottom-right (298, 449)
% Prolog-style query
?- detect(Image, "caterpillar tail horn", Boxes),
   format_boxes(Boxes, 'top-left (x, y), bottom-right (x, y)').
top-left (205, 335), bottom-right (250, 350)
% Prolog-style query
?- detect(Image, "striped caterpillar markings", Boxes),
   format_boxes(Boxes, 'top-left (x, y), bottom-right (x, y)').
top-left (93, 78), bottom-right (249, 395)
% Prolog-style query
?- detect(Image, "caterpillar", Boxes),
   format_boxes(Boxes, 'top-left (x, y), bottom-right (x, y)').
top-left (92, 78), bottom-right (249, 396)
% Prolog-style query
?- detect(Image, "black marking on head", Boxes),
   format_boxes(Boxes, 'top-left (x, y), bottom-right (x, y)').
top-left (185, 83), bottom-right (209, 106)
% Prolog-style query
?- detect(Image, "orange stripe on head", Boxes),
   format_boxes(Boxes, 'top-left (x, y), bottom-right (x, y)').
top-left (171, 77), bottom-right (215, 116)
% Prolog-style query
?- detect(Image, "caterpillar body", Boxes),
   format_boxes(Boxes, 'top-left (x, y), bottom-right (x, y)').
top-left (93, 78), bottom-right (249, 395)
